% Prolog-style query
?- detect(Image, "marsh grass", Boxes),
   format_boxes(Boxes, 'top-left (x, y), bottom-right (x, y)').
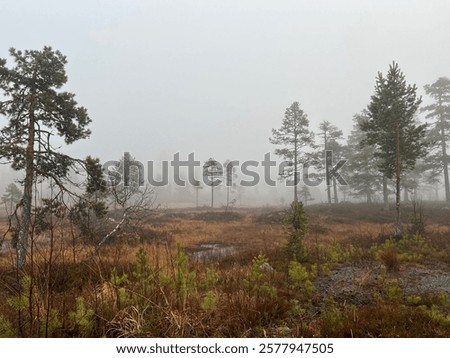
top-left (0, 204), bottom-right (449, 337)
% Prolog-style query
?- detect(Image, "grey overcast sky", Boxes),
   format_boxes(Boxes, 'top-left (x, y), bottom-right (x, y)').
top-left (0, 0), bottom-right (449, 166)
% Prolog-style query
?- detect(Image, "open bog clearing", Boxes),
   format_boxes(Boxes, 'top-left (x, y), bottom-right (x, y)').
top-left (0, 202), bottom-right (449, 337)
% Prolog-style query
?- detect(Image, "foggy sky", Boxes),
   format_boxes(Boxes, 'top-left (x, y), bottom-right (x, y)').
top-left (1, 0), bottom-right (450, 192)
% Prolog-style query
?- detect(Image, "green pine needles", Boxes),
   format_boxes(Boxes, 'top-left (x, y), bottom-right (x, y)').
top-left (283, 201), bottom-right (308, 261)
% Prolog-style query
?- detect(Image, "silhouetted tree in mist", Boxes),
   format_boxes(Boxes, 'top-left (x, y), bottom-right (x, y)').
top-left (421, 77), bottom-right (450, 202)
top-left (270, 102), bottom-right (315, 202)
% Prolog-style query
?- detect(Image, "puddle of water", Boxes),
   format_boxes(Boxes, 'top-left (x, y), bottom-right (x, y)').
top-left (190, 243), bottom-right (237, 261)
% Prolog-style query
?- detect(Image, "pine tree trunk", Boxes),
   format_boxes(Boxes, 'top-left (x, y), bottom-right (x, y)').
top-left (17, 111), bottom-right (35, 268)
top-left (211, 182), bottom-right (214, 209)
top-left (294, 141), bottom-right (298, 202)
top-left (395, 125), bottom-right (402, 238)
top-left (326, 154), bottom-right (332, 204)
top-left (333, 177), bottom-right (338, 204)
top-left (441, 127), bottom-right (450, 202)
top-left (325, 136), bottom-right (331, 204)
top-left (383, 176), bottom-right (389, 210)
top-left (436, 94), bottom-right (450, 202)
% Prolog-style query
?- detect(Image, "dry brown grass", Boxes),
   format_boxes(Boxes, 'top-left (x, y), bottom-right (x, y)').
top-left (1, 204), bottom-right (450, 338)
top-left (379, 247), bottom-right (400, 272)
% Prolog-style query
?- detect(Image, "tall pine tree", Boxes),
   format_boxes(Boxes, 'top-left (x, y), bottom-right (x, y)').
top-left (0, 47), bottom-right (91, 267)
top-left (270, 102), bottom-right (315, 202)
top-left (421, 77), bottom-right (450, 201)
top-left (361, 62), bottom-right (426, 237)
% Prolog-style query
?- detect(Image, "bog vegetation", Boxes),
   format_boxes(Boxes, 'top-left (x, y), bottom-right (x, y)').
top-left (0, 203), bottom-right (449, 338)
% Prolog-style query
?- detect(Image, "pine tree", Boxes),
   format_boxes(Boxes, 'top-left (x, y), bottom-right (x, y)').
top-left (270, 102), bottom-right (315, 202)
top-left (361, 62), bottom-right (426, 237)
top-left (297, 185), bottom-right (314, 206)
top-left (203, 158), bottom-right (223, 208)
top-left (283, 200), bottom-right (308, 261)
top-left (421, 77), bottom-right (450, 201)
top-left (224, 159), bottom-right (238, 210)
top-left (69, 156), bottom-right (108, 242)
top-left (0, 47), bottom-right (91, 267)
top-left (318, 121), bottom-right (344, 204)
top-left (344, 111), bottom-right (382, 203)
top-left (192, 180), bottom-right (203, 208)
top-left (1, 183), bottom-right (22, 213)
top-left (109, 152), bottom-right (144, 209)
